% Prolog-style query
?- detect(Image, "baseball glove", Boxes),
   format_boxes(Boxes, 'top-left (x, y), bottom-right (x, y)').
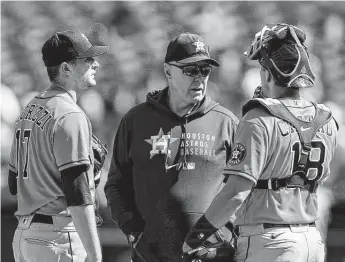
top-left (92, 134), bottom-right (108, 188)
top-left (183, 215), bottom-right (236, 262)
top-left (186, 241), bottom-right (236, 262)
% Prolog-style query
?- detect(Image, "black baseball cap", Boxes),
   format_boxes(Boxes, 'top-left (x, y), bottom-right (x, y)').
top-left (165, 33), bottom-right (220, 66)
top-left (42, 30), bottom-right (109, 67)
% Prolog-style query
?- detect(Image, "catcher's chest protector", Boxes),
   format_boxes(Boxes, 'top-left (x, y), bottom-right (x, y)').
top-left (242, 98), bottom-right (333, 190)
top-left (242, 98), bottom-right (332, 149)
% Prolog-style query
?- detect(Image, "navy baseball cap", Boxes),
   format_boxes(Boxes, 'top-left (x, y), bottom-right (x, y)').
top-left (165, 33), bottom-right (220, 66)
top-left (42, 30), bottom-right (109, 67)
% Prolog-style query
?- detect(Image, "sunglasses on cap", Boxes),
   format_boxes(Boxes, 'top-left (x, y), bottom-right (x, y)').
top-left (169, 64), bottom-right (212, 77)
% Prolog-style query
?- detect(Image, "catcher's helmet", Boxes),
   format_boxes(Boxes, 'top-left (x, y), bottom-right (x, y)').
top-left (245, 23), bottom-right (315, 88)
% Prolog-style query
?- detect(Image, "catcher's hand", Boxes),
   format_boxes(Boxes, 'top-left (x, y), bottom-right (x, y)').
top-left (91, 134), bottom-right (108, 188)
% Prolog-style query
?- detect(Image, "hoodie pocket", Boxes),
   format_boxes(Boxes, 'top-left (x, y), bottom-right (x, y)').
top-left (143, 213), bottom-right (166, 243)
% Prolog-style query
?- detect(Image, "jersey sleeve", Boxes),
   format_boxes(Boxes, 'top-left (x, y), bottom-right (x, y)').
top-left (331, 118), bottom-right (338, 157)
top-left (53, 112), bottom-right (91, 171)
top-left (319, 118), bottom-right (339, 184)
top-left (224, 114), bottom-right (269, 185)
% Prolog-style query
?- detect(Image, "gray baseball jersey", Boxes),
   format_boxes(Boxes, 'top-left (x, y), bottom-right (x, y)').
top-left (226, 98), bottom-right (338, 225)
top-left (8, 86), bottom-right (96, 216)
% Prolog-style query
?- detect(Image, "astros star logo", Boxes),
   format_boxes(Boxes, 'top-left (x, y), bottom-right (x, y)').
top-left (145, 128), bottom-right (179, 159)
top-left (229, 143), bottom-right (246, 165)
top-left (193, 40), bottom-right (205, 52)
top-left (232, 149), bottom-right (241, 160)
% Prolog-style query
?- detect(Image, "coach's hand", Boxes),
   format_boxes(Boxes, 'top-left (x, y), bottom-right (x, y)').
top-left (127, 231), bottom-right (143, 247)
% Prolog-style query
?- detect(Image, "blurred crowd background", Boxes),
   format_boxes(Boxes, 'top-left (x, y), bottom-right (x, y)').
top-left (1, 1), bottom-right (345, 261)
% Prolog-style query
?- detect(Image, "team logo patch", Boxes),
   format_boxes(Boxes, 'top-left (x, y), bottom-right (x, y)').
top-left (229, 143), bottom-right (246, 165)
top-left (193, 40), bottom-right (206, 52)
top-left (144, 128), bottom-right (178, 159)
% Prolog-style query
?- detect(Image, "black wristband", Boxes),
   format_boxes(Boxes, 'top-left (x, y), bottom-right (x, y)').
top-left (185, 215), bottom-right (218, 249)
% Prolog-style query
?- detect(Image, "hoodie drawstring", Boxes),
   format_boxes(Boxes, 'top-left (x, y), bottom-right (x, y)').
top-left (164, 118), bottom-right (189, 172)
top-left (180, 118), bottom-right (189, 170)
top-left (164, 129), bottom-right (178, 171)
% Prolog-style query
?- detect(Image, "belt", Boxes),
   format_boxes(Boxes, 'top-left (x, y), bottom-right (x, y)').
top-left (263, 222), bottom-right (316, 229)
top-left (255, 177), bottom-right (318, 193)
top-left (32, 214), bottom-right (53, 224)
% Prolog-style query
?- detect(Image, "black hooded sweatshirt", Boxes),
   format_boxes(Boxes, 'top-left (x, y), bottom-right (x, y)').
top-left (105, 87), bottom-right (238, 260)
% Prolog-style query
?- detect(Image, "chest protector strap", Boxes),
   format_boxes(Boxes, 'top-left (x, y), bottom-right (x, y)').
top-left (242, 98), bottom-right (333, 192)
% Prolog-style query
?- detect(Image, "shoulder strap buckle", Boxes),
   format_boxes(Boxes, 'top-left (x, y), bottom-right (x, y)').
top-left (298, 142), bottom-right (312, 168)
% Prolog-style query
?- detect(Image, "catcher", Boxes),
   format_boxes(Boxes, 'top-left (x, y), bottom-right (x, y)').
top-left (183, 23), bottom-right (338, 262)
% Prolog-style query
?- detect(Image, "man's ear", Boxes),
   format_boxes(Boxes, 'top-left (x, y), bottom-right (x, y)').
top-left (60, 62), bottom-right (71, 75)
top-left (163, 63), bottom-right (172, 79)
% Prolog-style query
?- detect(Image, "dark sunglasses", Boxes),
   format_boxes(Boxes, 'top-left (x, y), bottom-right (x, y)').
top-left (170, 64), bottom-right (212, 77)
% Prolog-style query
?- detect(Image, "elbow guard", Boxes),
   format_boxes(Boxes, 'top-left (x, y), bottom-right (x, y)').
top-left (60, 165), bottom-right (93, 206)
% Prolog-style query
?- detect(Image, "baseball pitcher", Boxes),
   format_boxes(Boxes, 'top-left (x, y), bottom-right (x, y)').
top-left (8, 29), bottom-right (108, 262)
